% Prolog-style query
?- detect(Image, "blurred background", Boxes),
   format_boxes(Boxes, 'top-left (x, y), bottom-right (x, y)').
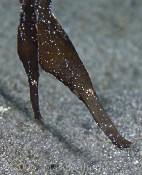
top-left (0, 0), bottom-right (142, 174)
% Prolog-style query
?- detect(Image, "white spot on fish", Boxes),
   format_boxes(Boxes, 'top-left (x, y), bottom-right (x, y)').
top-left (31, 80), bottom-right (38, 86)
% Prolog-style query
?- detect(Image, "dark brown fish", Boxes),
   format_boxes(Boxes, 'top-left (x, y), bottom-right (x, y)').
top-left (18, 0), bottom-right (42, 119)
top-left (18, 0), bottom-right (131, 148)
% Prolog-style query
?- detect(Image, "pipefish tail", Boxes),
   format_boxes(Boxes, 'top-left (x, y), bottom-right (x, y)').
top-left (18, 0), bottom-right (131, 148)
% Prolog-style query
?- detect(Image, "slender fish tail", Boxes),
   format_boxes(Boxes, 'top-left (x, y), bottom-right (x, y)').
top-left (78, 88), bottom-right (131, 148)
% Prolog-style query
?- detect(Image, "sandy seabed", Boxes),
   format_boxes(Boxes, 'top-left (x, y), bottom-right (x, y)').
top-left (0, 0), bottom-right (142, 174)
